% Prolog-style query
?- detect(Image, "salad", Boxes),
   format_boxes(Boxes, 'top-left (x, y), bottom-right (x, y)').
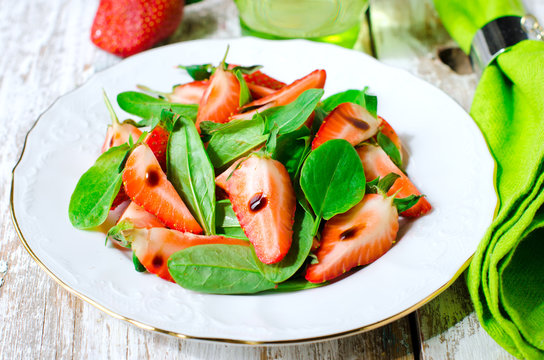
top-left (68, 49), bottom-right (431, 295)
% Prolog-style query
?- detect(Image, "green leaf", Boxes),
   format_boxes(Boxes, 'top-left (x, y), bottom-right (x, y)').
top-left (168, 244), bottom-right (277, 294)
top-left (263, 278), bottom-right (327, 293)
top-left (262, 89), bottom-right (324, 134)
top-left (311, 106), bottom-right (328, 135)
top-left (68, 144), bottom-right (131, 229)
top-left (273, 126), bottom-right (311, 182)
top-left (117, 91), bottom-right (198, 126)
top-left (234, 69), bottom-right (252, 107)
top-left (321, 89), bottom-right (367, 112)
top-left (167, 115), bottom-right (216, 235)
top-left (366, 173), bottom-right (401, 195)
top-left (133, 252), bottom-right (147, 272)
top-left (206, 118), bottom-right (268, 169)
top-left (106, 219), bottom-right (134, 247)
top-left (230, 64), bottom-right (263, 75)
top-left (178, 63), bottom-right (213, 81)
top-left (215, 200), bottom-right (248, 239)
top-left (377, 131), bottom-right (402, 168)
top-left (394, 195), bottom-right (423, 213)
top-left (364, 92), bottom-right (378, 117)
top-left (264, 123), bottom-right (280, 155)
top-left (253, 208), bottom-right (314, 283)
top-left (300, 139), bottom-right (366, 234)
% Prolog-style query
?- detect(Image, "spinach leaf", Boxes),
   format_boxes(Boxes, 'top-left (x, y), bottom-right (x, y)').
top-left (311, 106), bottom-right (328, 135)
top-left (178, 63), bottom-right (213, 81)
top-left (377, 130), bottom-right (402, 168)
top-left (321, 89), bottom-right (367, 112)
top-left (320, 88), bottom-right (377, 117)
top-left (262, 89), bottom-right (324, 134)
top-left (300, 139), bottom-right (366, 234)
top-left (253, 208), bottom-right (314, 283)
top-left (262, 278), bottom-right (326, 293)
top-left (168, 114), bottom-right (216, 235)
top-left (117, 92), bottom-right (198, 126)
top-left (168, 244), bottom-right (276, 294)
top-left (206, 118), bottom-right (267, 169)
top-left (273, 126), bottom-right (311, 181)
top-left (215, 200), bottom-right (247, 239)
top-left (68, 144), bottom-right (131, 229)
top-left (234, 69), bottom-right (252, 107)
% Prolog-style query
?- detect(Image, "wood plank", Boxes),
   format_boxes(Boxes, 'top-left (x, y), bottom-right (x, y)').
top-left (0, 0), bottom-right (415, 358)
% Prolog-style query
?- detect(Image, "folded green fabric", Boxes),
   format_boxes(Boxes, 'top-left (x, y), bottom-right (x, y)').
top-left (433, 1), bottom-right (544, 359)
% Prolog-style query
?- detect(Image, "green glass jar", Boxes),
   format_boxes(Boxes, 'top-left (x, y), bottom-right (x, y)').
top-left (234, 0), bottom-right (370, 48)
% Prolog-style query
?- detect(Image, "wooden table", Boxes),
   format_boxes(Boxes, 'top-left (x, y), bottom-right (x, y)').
top-left (1, 0), bottom-right (540, 358)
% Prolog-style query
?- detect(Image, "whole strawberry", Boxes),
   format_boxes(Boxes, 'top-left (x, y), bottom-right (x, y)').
top-left (91, 0), bottom-right (184, 57)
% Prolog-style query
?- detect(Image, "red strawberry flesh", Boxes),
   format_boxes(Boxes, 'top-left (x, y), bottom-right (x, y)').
top-left (357, 144), bottom-right (431, 217)
top-left (226, 155), bottom-right (296, 264)
top-left (305, 194), bottom-right (399, 283)
top-left (312, 102), bottom-right (380, 150)
top-left (123, 144), bottom-right (203, 234)
top-left (130, 227), bottom-right (249, 282)
top-left (90, 0), bottom-right (185, 57)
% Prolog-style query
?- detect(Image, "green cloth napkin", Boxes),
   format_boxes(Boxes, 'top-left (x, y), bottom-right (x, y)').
top-left (433, 1), bottom-right (544, 359)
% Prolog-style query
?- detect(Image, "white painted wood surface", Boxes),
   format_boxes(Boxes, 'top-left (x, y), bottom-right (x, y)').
top-left (1, 0), bottom-right (540, 358)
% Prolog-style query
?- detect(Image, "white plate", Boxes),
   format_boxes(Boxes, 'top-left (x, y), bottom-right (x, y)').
top-left (11, 38), bottom-right (496, 344)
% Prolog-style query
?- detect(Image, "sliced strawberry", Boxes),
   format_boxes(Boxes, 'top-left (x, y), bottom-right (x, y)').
top-left (123, 144), bottom-right (203, 234)
top-left (196, 65), bottom-right (240, 129)
top-left (169, 80), bottom-right (208, 104)
top-left (305, 194), bottom-right (399, 283)
top-left (225, 155), bottom-right (296, 264)
top-left (378, 116), bottom-right (403, 157)
top-left (129, 227), bottom-right (249, 282)
top-left (118, 201), bottom-right (165, 229)
top-left (243, 69), bottom-right (326, 109)
top-left (246, 82), bottom-right (277, 99)
top-left (101, 92), bottom-right (142, 153)
top-left (215, 158), bottom-right (243, 191)
top-left (357, 144), bottom-right (431, 217)
top-left (144, 124), bottom-right (169, 171)
top-left (138, 80), bottom-right (209, 104)
top-left (110, 188), bottom-right (130, 210)
top-left (230, 69), bottom-right (326, 121)
top-left (312, 103), bottom-right (380, 150)
top-left (243, 70), bottom-right (286, 90)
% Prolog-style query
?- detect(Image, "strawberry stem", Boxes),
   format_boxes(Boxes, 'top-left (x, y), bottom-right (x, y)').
top-left (102, 90), bottom-right (120, 126)
top-left (220, 45), bottom-right (230, 71)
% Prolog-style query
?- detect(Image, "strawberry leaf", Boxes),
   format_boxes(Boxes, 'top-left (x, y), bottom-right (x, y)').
top-left (394, 195), bottom-right (423, 213)
top-left (167, 114), bottom-right (216, 235)
top-left (178, 64), bottom-right (213, 81)
top-left (377, 130), bottom-right (402, 168)
top-left (106, 219), bottom-right (134, 248)
top-left (234, 69), bottom-right (252, 107)
top-left (206, 118), bottom-right (267, 169)
top-left (364, 92), bottom-right (378, 117)
top-left (68, 143), bottom-right (131, 229)
top-left (117, 91), bottom-right (198, 126)
top-left (366, 173), bottom-right (401, 195)
top-left (300, 139), bottom-right (366, 235)
top-left (262, 89), bottom-right (324, 134)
